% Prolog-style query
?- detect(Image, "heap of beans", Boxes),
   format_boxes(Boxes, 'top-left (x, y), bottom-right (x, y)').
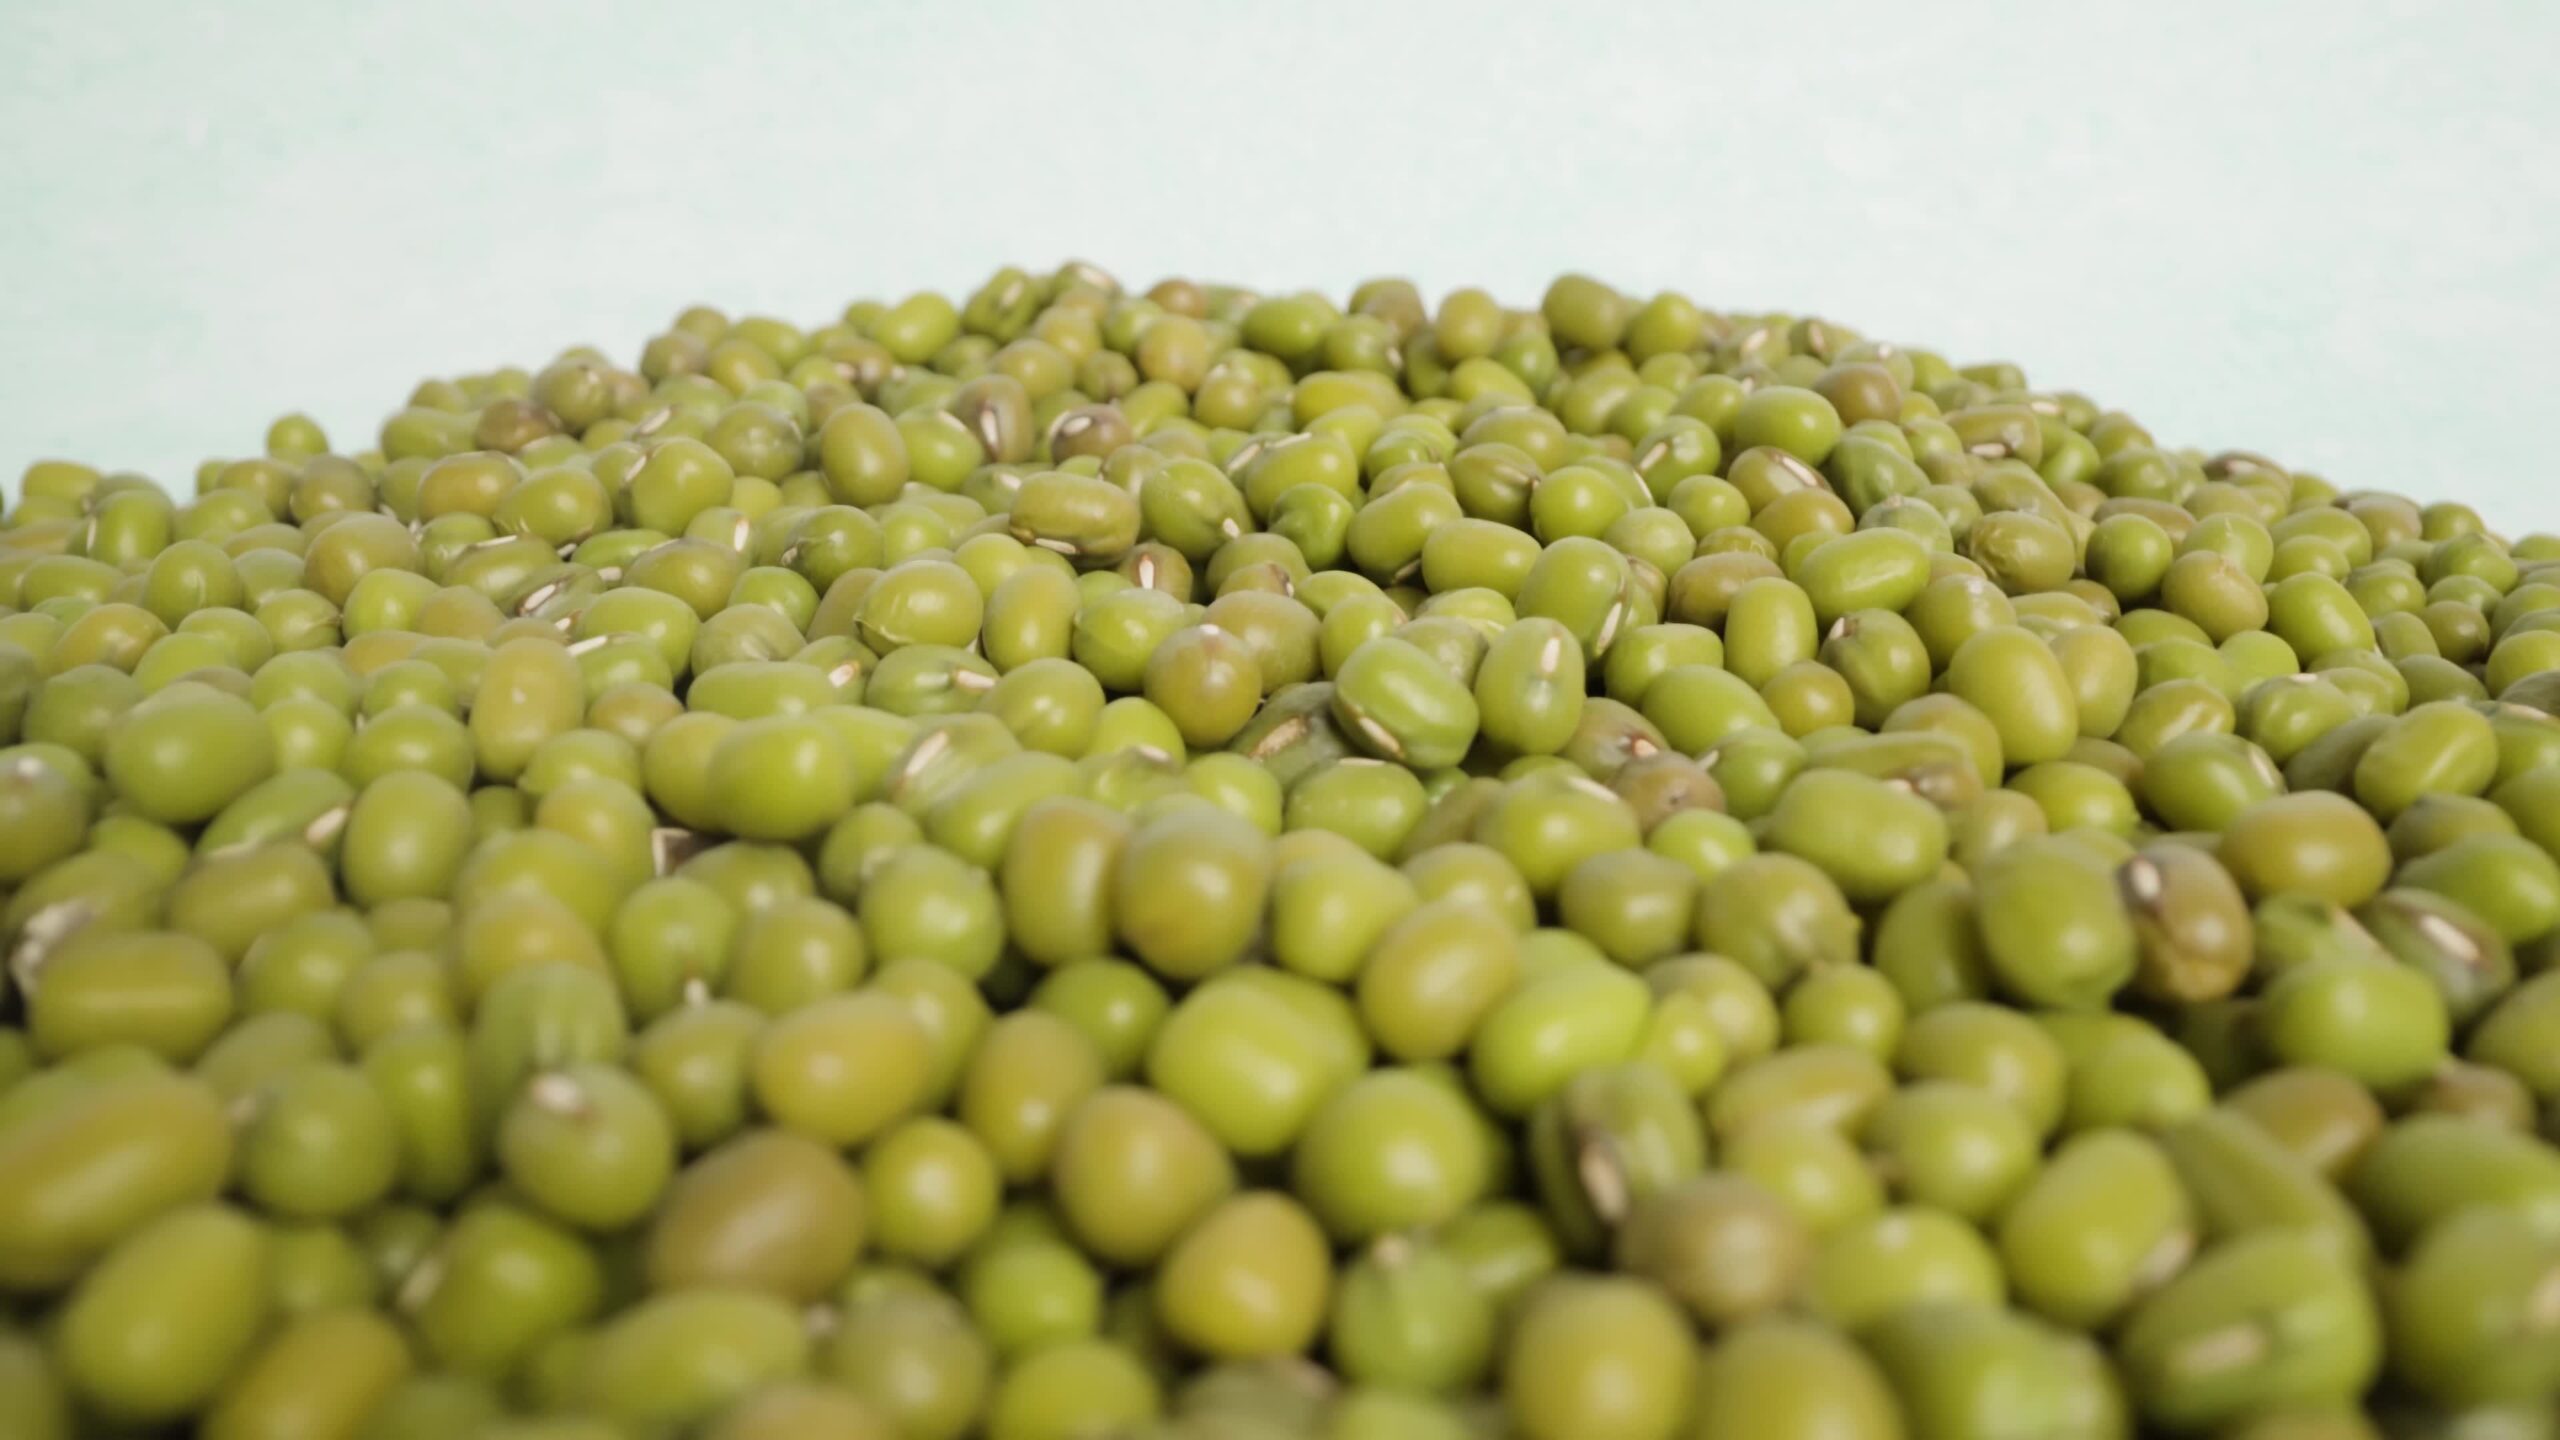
top-left (3, 264), bottom-right (2560, 1440)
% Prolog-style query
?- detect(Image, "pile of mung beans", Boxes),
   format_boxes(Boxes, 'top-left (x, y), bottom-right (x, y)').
top-left (4, 263), bottom-right (2560, 1440)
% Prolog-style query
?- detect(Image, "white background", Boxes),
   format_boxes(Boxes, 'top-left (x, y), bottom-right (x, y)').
top-left (3, 1), bottom-right (2555, 530)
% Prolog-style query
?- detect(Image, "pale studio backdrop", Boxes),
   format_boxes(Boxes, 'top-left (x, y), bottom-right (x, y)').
top-left (2, 1), bottom-right (2555, 528)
